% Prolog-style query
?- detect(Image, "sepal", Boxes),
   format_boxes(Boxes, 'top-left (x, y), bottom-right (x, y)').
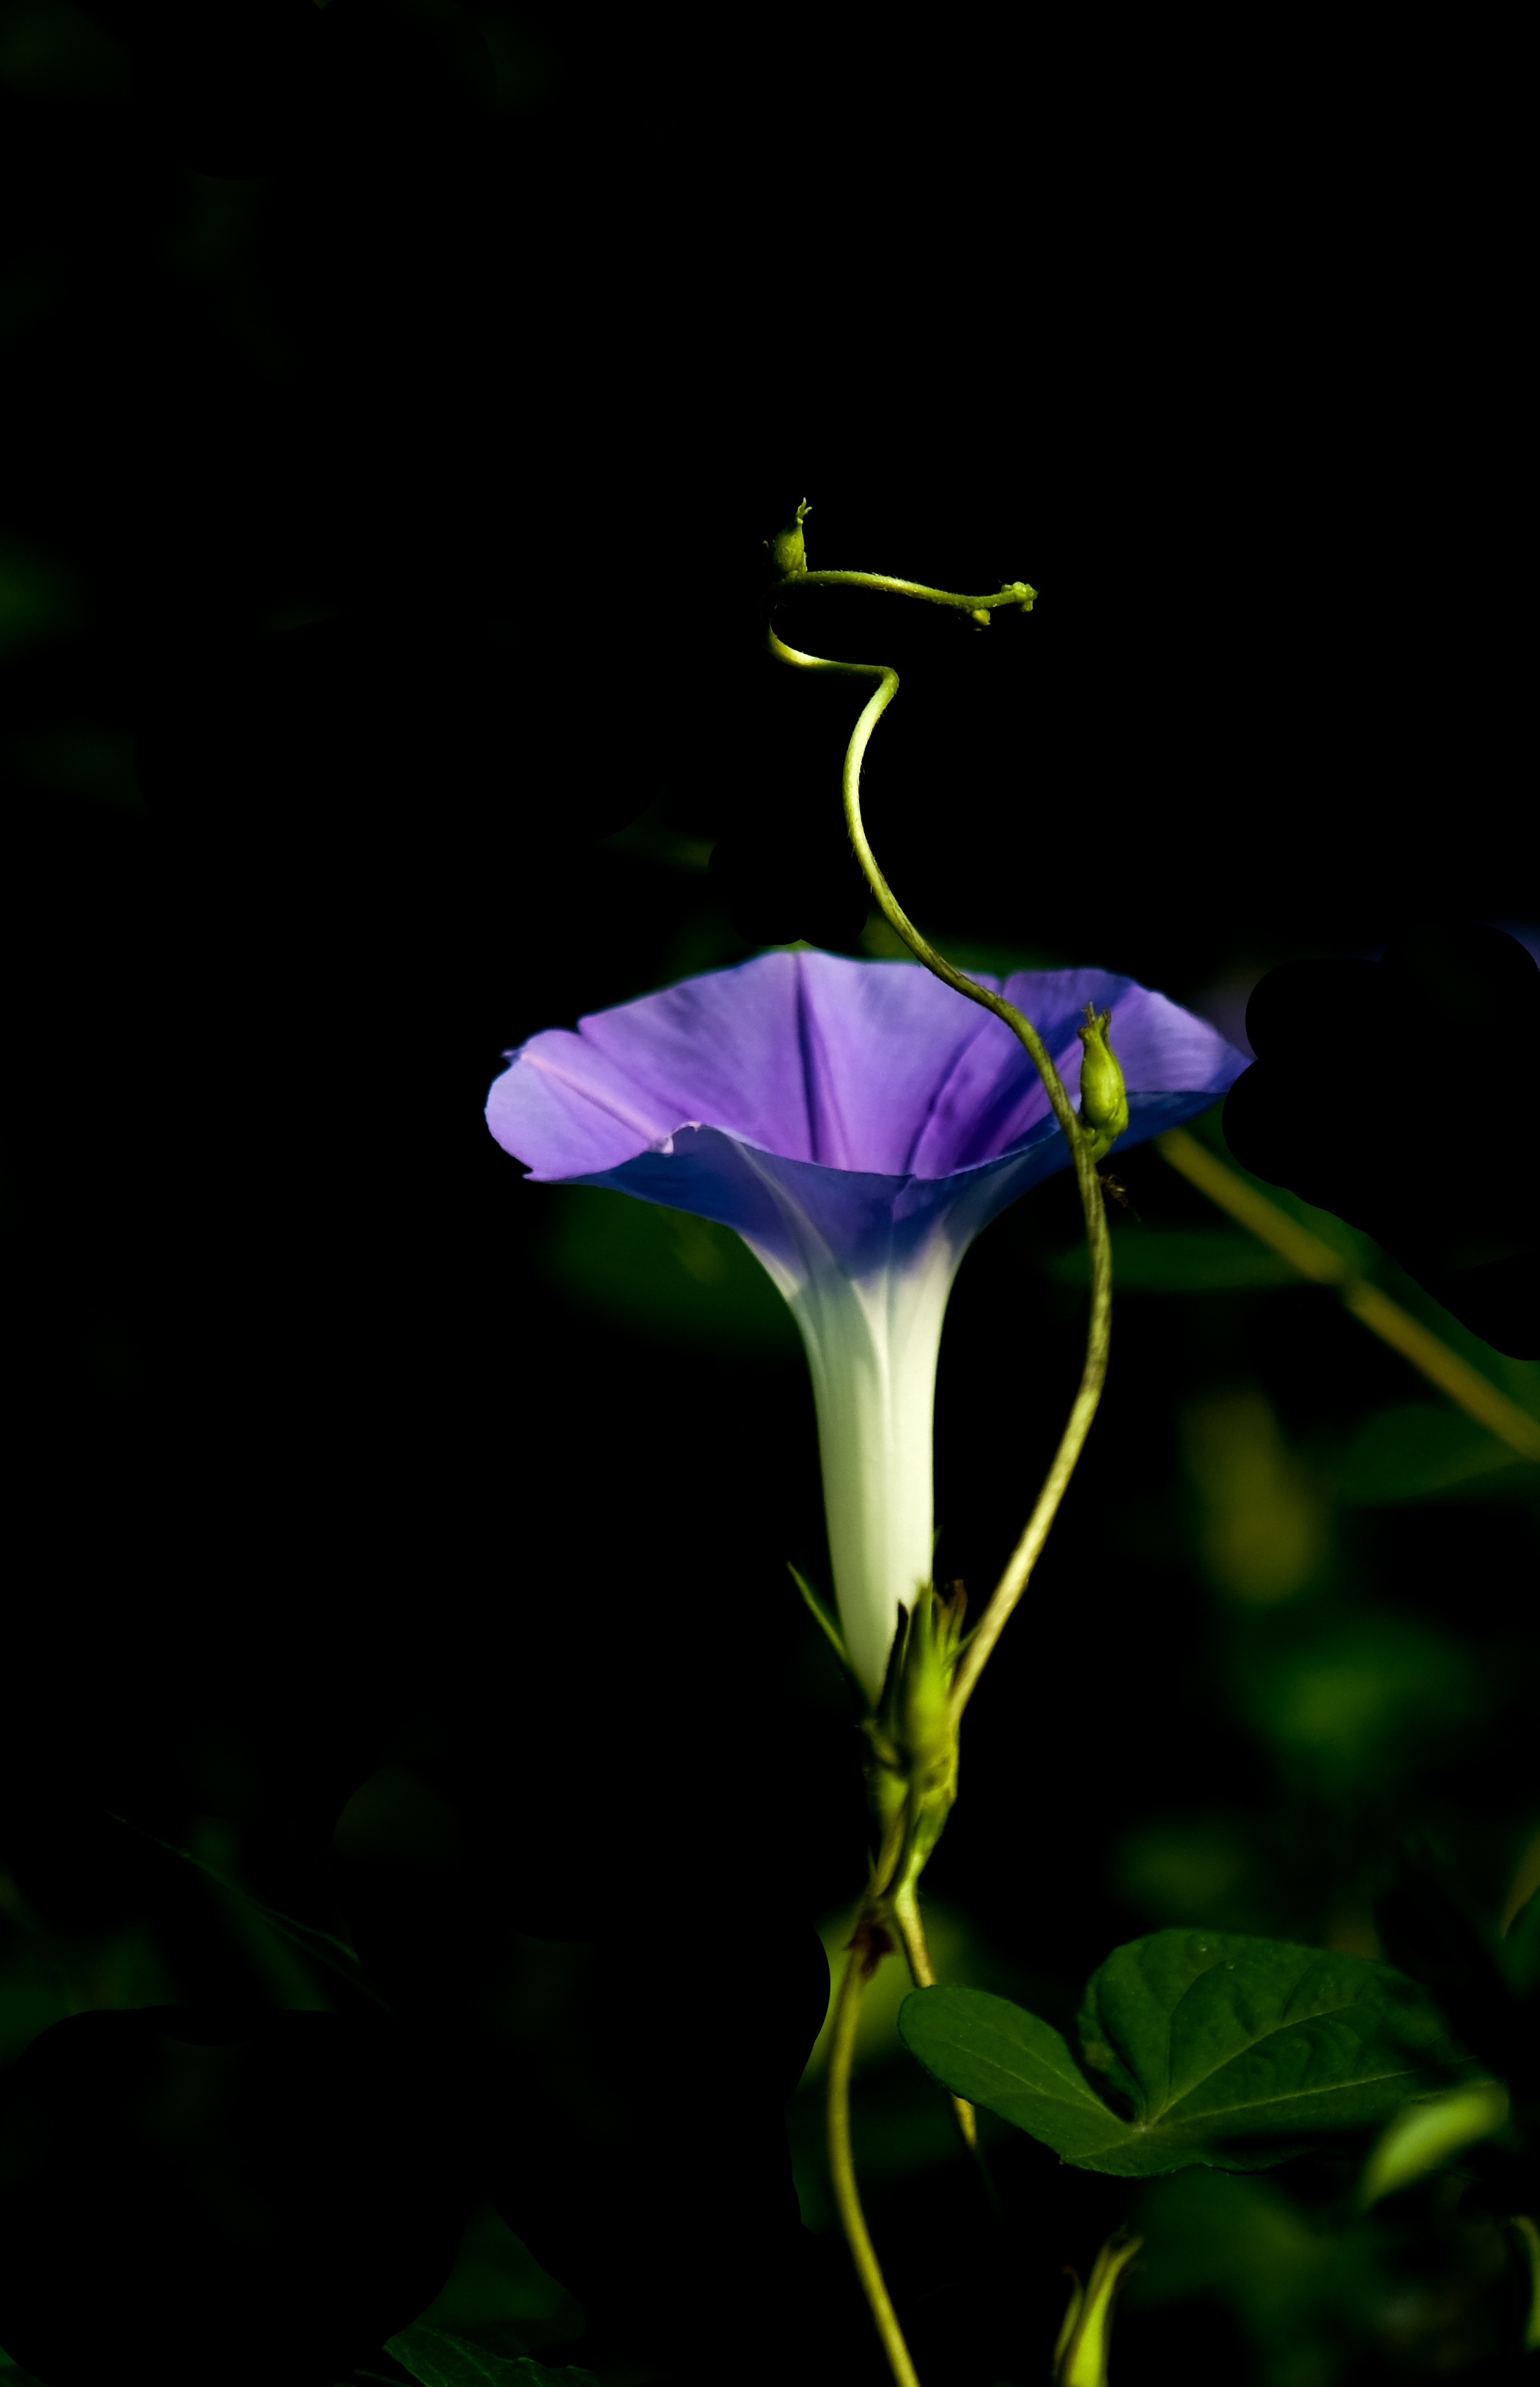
top-left (788, 1560), bottom-right (859, 1682)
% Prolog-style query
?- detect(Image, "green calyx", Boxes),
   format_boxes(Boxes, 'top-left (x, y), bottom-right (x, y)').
top-left (1077, 1004), bottom-right (1130, 1162)
top-left (863, 1581), bottom-right (970, 1903)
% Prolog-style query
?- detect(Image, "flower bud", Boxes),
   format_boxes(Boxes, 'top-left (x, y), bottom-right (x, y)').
top-left (1077, 1004), bottom-right (1130, 1161)
top-left (765, 497), bottom-right (811, 578)
top-left (1053, 2229), bottom-right (1141, 2386)
top-left (968, 608), bottom-right (992, 630)
top-left (863, 1581), bottom-right (968, 1891)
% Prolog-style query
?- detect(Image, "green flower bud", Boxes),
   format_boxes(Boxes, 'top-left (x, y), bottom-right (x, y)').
top-left (863, 1581), bottom-right (968, 1893)
top-left (1002, 579), bottom-right (1037, 611)
top-left (1077, 1004), bottom-right (1130, 1161)
top-left (765, 497), bottom-right (811, 579)
top-left (968, 608), bottom-right (992, 630)
top-left (1053, 2229), bottom-right (1141, 2387)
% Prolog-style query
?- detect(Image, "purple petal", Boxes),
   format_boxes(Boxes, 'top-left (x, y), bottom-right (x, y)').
top-left (487, 952), bottom-right (1246, 1283)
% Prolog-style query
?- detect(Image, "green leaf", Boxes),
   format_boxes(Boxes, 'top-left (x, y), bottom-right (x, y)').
top-left (899, 1929), bottom-right (1478, 2177)
top-left (1048, 1226), bottom-right (1299, 1292)
top-left (383, 2325), bottom-right (598, 2386)
top-left (900, 1986), bottom-right (1123, 2162)
top-left (103, 1809), bottom-right (394, 2012)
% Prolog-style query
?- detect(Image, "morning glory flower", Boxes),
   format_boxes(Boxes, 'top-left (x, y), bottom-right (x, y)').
top-left (487, 952), bottom-right (1246, 1704)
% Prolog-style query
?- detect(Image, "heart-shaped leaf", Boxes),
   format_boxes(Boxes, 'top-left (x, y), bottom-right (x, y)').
top-left (899, 1929), bottom-right (1480, 2177)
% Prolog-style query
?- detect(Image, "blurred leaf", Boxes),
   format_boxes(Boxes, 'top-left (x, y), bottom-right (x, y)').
top-left (383, 2323), bottom-right (598, 2385)
top-left (899, 1930), bottom-right (1477, 2177)
top-left (1374, 1859), bottom-right (1514, 2004)
top-left (0, 1976), bottom-right (69, 2068)
top-left (465, 7), bottom-right (564, 117)
top-left (1325, 1402), bottom-right (1539, 1504)
top-left (1372, 1858), bottom-right (1534, 2092)
top-left (1143, 2155), bottom-right (1528, 2383)
top-left (0, 534), bottom-right (86, 656)
top-left (1357, 2079), bottom-right (1511, 2208)
top-left (1111, 1815), bottom-right (1259, 1932)
top-left (0, 1), bottom-right (131, 102)
top-left (1182, 1386), bottom-right (1332, 1602)
top-left (1503, 1888), bottom-right (1540, 2002)
top-left (539, 1188), bottom-right (799, 1353)
top-left (410, 2202), bottom-right (584, 2353)
top-left (1124, 2166), bottom-right (1379, 2387)
top-left (1514, 2216), bottom-right (1540, 2355)
top-left (1050, 1226), bottom-right (1298, 1292)
top-left (102, 1809), bottom-right (393, 2012)
top-left (1237, 1614), bottom-right (1485, 1791)
top-left (5, 726), bottom-right (147, 813)
top-left (1182, 1108), bottom-right (1540, 1427)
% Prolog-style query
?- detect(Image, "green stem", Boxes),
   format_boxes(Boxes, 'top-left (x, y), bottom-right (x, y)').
top-left (775, 567), bottom-right (1034, 617)
top-left (889, 1883), bottom-right (977, 2150)
top-left (891, 1883), bottom-right (1006, 2225)
top-left (766, 591), bottom-right (1114, 1723)
top-left (1157, 1128), bottom-right (1540, 1463)
top-left (948, 1228), bottom-right (1112, 1721)
top-left (826, 1916), bottom-right (924, 2387)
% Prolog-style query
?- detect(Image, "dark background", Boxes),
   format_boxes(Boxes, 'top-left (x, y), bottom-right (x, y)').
top-left (1, 7), bottom-right (1534, 2384)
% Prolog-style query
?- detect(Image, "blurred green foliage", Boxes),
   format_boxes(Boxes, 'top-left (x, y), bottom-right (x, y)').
top-left (537, 1187), bottom-right (799, 1355)
top-left (1123, 2163), bottom-right (1519, 2386)
top-left (0, 534), bottom-right (87, 657)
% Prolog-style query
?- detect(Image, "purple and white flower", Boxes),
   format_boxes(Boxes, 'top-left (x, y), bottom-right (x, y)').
top-left (487, 952), bottom-right (1246, 1702)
